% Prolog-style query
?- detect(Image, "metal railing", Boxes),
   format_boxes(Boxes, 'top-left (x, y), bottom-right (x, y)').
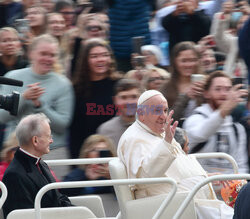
top-left (173, 174), bottom-right (250, 219)
top-left (44, 157), bottom-right (115, 166)
top-left (192, 152), bottom-right (239, 173)
top-left (34, 178), bottom-right (177, 219)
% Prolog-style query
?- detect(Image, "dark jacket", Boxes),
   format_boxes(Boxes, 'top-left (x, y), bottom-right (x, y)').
top-left (233, 182), bottom-right (250, 219)
top-left (61, 168), bottom-right (113, 196)
top-left (2, 148), bottom-right (72, 218)
top-left (162, 9), bottom-right (211, 52)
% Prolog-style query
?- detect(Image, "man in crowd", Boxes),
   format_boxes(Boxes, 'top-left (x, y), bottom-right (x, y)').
top-left (97, 78), bottom-right (140, 148)
top-left (0, 34), bottom-right (74, 179)
top-left (184, 71), bottom-right (249, 174)
top-left (2, 113), bottom-right (72, 218)
top-left (118, 89), bottom-right (234, 218)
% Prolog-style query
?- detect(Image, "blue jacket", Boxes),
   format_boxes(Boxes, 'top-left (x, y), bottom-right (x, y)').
top-left (108, 0), bottom-right (152, 58)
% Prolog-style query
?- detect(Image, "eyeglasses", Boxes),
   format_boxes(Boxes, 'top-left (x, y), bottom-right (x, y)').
top-left (37, 134), bottom-right (53, 141)
top-left (86, 25), bottom-right (102, 31)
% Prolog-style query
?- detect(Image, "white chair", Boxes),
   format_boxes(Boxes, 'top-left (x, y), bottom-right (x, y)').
top-left (108, 158), bottom-right (196, 219)
top-left (7, 206), bottom-right (97, 219)
top-left (0, 181), bottom-right (7, 219)
top-left (45, 157), bottom-right (118, 217)
top-left (69, 195), bottom-right (105, 218)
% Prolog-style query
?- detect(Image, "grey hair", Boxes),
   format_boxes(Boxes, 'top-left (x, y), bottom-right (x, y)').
top-left (174, 127), bottom-right (187, 149)
top-left (15, 113), bottom-right (50, 146)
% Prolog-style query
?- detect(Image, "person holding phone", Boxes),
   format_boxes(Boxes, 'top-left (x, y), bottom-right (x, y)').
top-left (183, 71), bottom-right (249, 174)
top-left (62, 134), bottom-right (116, 196)
top-left (160, 41), bottom-right (205, 123)
top-left (211, 0), bottom-right (249, 78)
top-left (161, 0), bottom-right (211, 54)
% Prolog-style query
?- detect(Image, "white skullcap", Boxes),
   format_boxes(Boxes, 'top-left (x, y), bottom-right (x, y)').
top-left (141, 45), bottom-right (163, 63)
top-left (138, 90), bottom-right (163, 105)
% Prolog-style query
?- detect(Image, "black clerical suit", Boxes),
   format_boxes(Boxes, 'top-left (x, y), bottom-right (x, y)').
top-left (2, 148), bottom-right (72, 218)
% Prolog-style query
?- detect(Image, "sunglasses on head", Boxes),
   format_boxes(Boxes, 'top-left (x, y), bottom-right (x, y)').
top-left (86, 25), bottom-right (102, 31)
top-left (148, 77), bottom-right (165, 82)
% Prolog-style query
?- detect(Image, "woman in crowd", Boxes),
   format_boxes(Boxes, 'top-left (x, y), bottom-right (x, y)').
top-left (160, 41), bottom-right (205, 123)
top-left (141, 67), bottom-right (170, 91)
top-left (69, 38), bottom-right (121, 159)
top-left (54, 0), bottom-right (76, 30)
top-left (70, 14), bottom-right (107, 77)
top-left (0, 27), bottom-right (29, 76)
top-left (26, 6), bottom-right (47, 37)
top-left (46, 12), bottom-right (68, 74)
top-left (62, 134), bottom-right (116, 196)
top-left (0, 132), bottom-right (18, 180)
top-left (141, 44), bottom-right (165, 69)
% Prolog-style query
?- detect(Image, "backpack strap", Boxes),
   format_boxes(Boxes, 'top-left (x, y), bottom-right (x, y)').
top-left (190, 112), bottom-right (239, 153)
top-left (190, 112), bottom-right (208, 153)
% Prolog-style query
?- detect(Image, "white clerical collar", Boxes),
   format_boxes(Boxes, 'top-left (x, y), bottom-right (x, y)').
top-left (136, 119), bottom-right (165, 138)
top-left (20, 148), bottom-right (41, 165)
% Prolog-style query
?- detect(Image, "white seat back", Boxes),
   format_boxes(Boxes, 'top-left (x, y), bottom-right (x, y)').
top-left (0, 181), bottom-right (7, 219)
top-left (7, 206), bottom-right (97, 219)
top-left (108, 158), bottom-right (134, 212)
top-left (69, 195), bottom-right (105, 217)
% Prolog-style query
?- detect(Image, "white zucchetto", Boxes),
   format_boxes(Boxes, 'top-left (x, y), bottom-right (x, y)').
top-left (137, 90), bottom-right (163, 105)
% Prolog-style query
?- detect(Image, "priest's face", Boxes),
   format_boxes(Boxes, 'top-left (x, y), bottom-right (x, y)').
top-left (139, 95), bottom-right (169, 134)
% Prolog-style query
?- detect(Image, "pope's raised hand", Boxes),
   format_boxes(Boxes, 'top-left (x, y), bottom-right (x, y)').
top-left (164, 110), bottom-right (178, 144)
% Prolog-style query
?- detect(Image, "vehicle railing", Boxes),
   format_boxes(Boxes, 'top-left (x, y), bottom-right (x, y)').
top-left (192, 152), bottom-right (238, 173)
top-left (173, 174), bottom-right (250, 219)
top-left (35, 177), bottom-right (177, 219)
top-left (44, 157), bottom-right (115, 166)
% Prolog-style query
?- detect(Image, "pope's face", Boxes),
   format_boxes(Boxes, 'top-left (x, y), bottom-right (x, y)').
top-left (139, 95), bottom-right (169, 135)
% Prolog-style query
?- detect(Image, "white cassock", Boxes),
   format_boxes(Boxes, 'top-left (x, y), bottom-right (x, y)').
top-left (117, 120), bottom-right (234, 219)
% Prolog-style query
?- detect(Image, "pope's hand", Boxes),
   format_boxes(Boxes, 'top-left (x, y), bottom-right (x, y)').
top-left (164, 110), bottom-right (178, 144)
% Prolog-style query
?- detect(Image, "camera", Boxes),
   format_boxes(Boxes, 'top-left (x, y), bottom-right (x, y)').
top-left (0, 92), bottom-right (20, 116)
top-left (0, 77), bottom-right (23, 116)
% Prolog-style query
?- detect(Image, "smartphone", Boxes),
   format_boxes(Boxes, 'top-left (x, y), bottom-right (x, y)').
top-left (232, 77), bottom-right (248, 89)
top-left (132, 36), bottom-right (145, 54)
top-left (98, 150), bottom-right (112, 158)
top-left (15, 19), bottom-right (30, 38)
top-left (133, 56), bottom-right (145, 68)
top-left (191, 74), bottom-right (206, 83)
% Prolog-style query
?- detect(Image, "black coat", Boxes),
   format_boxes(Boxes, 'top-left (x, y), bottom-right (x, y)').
top-left (162, 9), bottom-right (211, 53)
top-left (233, 182), bottom-right (250, 219)
top-left (2, 148), bottom-right (72, 218)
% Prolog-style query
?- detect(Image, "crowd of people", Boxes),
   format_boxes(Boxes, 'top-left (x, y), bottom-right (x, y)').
top-left (0, 0), bottom-right (249, 218)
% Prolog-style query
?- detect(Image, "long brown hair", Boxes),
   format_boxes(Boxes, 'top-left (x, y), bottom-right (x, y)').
top-left (160, 41), bottom-right (201, 108)
top-left (72, 38), bottom-right (121, 98)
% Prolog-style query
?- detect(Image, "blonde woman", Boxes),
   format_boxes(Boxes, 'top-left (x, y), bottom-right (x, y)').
top-left (62, 134), bottom-right (116, 196)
